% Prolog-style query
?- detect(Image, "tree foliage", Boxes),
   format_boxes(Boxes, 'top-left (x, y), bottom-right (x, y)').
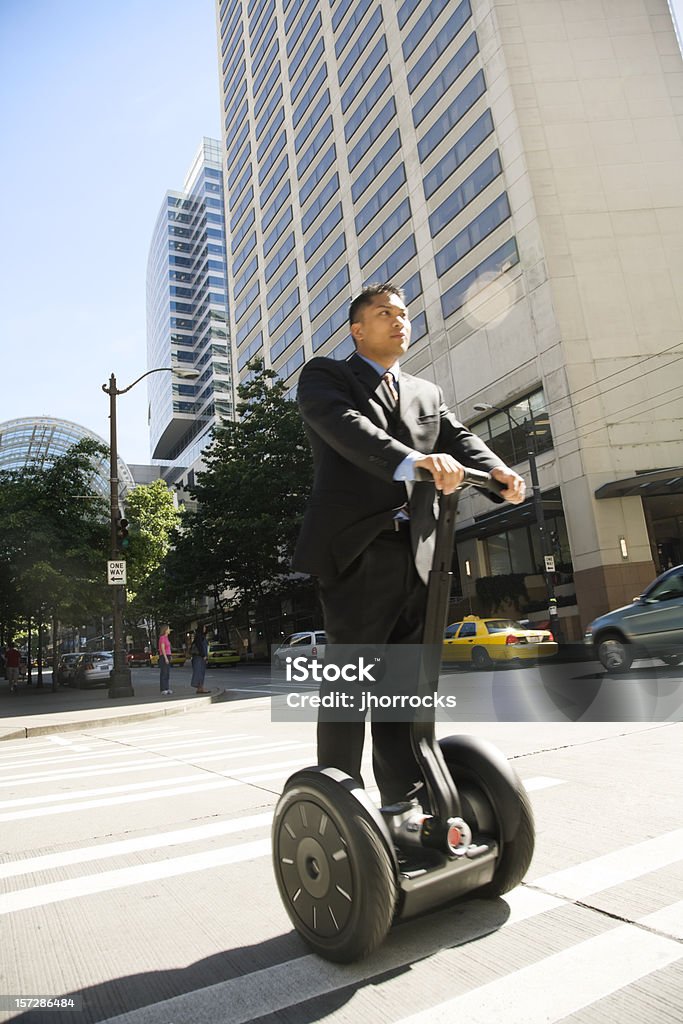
top-left (0, 438), bottom-right (110, 642)
top-left (177, 360), bottom-right (313, 644)
top-left (123, 480), bottom-right (185, 636)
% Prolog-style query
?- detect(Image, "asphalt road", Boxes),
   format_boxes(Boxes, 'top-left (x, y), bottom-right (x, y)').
top-left (0, 676), bottom-right (681, 1024)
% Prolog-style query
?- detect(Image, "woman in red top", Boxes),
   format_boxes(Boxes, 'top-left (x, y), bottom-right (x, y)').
top-left (158, 626), bottom-right (172, 695)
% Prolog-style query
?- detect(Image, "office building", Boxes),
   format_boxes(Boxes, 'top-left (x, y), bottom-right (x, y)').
top-left (216, 0), bottom-right (683, 635)
top-left (146, 137), bottom-right (233, 481)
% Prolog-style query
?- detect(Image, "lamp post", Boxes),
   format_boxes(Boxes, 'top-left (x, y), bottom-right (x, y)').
top-left (103, 365), bottom-right (199, 698)
top-left (473, 401), bottom-right (563, 644)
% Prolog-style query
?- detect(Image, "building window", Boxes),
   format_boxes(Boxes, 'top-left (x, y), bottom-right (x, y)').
top-left (338, 7), bottom-right (383, 84)
top-left (271, 316), bottom-right (303, 361)
top-left (471, 389), bottom-right (554, 468)
top-left (355, 163), bottom-right (406, 234)
top-left (364, 234), bottom-right (417, 283)
top-left (434, 193), bottom-right (511, 276)
top-left (404, 0), bottom-right (467, 63)
top-left (345, 66), bottom-right (393, 143)
top-left (304, 203), bottom-right (343, 263)
top-left (429, 151), bottom-right (502, 237)
top-left (312, 302), bottom-right (347, 351)
top-left (341, 34), bottom-right (387, 113)
top-left (348, 97), bottom-right (396, 171)
top-left (335, 0), bottom-right (373, 58)
top-left (306, 233), bottom-right (346, 290)
top-left (412, 34), bottom-right (479, 128)
top-left (359, 198), bottom-right (412, 268)
top-left (424, 109), bottom-right (494, 199)
top-left (351, 129), bottom-right (401, 202)
top-left (441, 236), bottom-right (519, 320)
top-left (295, 89), bottom-right (331, 153)
top-left (310, 264), bottom-right (350, 322)
top-left (302, 172), bottom-right (339, 233)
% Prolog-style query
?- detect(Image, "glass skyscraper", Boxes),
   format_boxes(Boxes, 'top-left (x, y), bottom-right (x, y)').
top-left (146, 137), bottom-right (233, 467)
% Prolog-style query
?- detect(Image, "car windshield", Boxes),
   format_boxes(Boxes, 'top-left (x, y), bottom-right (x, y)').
top-left (485, 620), bottom-right (524, 634)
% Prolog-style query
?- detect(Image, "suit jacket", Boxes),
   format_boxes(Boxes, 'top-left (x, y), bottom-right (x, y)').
top-left (292, 353), bottom-right (506, 583)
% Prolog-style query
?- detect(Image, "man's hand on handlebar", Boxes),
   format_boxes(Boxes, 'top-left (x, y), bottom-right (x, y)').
top-left (414, 456), bottom-right (526, 503)
top-left (491, 466), bottom-right (526, 504)
top-left (414, 454), bottom-right (465, 494)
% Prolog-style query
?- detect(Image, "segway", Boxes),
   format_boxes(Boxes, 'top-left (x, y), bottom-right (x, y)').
top-left (272, 469), bottom-right (535, 962)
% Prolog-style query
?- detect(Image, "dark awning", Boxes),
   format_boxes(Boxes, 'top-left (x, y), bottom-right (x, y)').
top-left (595, 469), bottom-right (683, 499)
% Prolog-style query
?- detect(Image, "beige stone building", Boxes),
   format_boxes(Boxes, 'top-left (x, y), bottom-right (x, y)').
top-left (217, 0), bottom-right (683, 639)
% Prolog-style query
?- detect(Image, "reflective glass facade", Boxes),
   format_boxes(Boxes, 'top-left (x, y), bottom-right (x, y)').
top-left (146, 138), bottom-right (233, 463)
top-left (0, 417), bottom-right (135, 498)
top-left (216, 0), bottom-right (518, 387)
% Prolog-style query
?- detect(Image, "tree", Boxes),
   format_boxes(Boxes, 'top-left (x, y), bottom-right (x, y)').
top-left (180, 359), bottom-right (313, 647)
top-left (123, 480), bottom-right (184, 642)
top-left (0, 439), bottom-right (111, 670)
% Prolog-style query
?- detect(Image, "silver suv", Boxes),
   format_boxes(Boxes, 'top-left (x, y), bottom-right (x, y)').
top-left (585, 564), bottom-right (683, 673)
top-left (272, 631), bottom-right (326, 668)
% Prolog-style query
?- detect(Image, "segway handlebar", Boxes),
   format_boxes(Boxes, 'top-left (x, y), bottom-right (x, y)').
top-left (413, 465), bottom-right (506, 497)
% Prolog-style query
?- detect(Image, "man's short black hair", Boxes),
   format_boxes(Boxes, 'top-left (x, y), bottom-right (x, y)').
top-left (349, 282), bottom-right (406, 329)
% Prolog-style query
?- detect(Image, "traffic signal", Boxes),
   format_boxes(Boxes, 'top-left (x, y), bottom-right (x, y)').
top-left (116, 515), bottom-right (130, 551)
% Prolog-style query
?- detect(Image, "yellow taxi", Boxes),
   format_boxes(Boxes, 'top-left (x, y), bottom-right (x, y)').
top-left (149, 650), bottom-right (187, 667)
top-left (443, 615), bottom-right (557, 668)
top-left (206, 642), bottom-right (240, 667)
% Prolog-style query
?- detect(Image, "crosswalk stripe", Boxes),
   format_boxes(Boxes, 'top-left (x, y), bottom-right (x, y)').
top-left (393, 924), bottom-right (682, 1024)
top-left (0, 741), bottom-right (311, 787)
top-left (0, 838), bottom-right (271, 915)
top-left (0, 812), bottom-right (274, 880)
top-left (529, 827), bottom-right (683, 900)
top-left (0, 733), bottom-right (256, 772)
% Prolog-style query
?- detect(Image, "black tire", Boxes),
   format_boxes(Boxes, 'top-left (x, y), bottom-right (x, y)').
top-left (273, 773), bottom-right (397, 962)
top-left (472, 646), bottom-right (493, 669)
top-left (660, 654), bottom-right (682, 667)
top-left (596, 634), bottom-right (633, 673)
top-left (439, 739), bottom-right (535, 897)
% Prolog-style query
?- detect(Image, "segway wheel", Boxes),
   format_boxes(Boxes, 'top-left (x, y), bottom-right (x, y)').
top-left (273, 771), bottom-right (397, 962)
top-left (439, 736), bottom-right (535, 897)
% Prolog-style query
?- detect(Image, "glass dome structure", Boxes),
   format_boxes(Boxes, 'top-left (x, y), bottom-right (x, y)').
top-left (0, 417), bottom-right (135, 498)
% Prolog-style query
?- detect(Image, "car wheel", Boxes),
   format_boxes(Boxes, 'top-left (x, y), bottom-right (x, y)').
top-left (471, 646), bottom-right (492, 669)
top-left (660, 654), bottom-right (682, 667)
top-left (597, 635), bottom-right (633, 673)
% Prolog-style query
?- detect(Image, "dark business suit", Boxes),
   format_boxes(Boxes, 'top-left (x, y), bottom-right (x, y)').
top-left (293, 352), bottom-right (505, 803)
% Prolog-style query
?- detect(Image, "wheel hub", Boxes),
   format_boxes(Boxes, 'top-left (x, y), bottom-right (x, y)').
top-left (276, 799), bottom-right (354, 937)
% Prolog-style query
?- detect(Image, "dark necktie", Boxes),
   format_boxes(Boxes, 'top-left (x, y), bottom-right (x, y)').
top-left (381, 371), bottom-right (399, 410)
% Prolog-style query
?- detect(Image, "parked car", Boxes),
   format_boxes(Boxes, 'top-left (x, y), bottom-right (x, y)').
top-left (74, 652), bottom-right (114, 688)
top-left (56, 653), bottom-right (83, 686)
top-left (443, 616), bottom-right (558, 668)
top-left (127, 650), bottom-right (151, 667)
top-left (272, 631), bottom-right (327, 668)
top-left (584, 563), bottom-right (683, 673)
top-left (206, 642), bottom-right (240, 667)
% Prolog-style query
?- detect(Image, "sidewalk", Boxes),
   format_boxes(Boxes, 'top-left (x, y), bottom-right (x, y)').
top-left (0, 670), bottom-right (226, 741)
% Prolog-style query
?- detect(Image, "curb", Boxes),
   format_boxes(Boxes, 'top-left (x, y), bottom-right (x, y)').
top-left (0, 689), bottom-right (229, 741)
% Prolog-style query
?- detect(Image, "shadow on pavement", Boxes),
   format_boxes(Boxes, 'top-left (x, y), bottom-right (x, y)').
top-left (9, 896), bottom-right (511, 1024)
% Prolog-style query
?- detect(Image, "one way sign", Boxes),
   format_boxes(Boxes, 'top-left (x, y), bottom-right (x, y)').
top-left (108, 560), bottom-right (127, 585)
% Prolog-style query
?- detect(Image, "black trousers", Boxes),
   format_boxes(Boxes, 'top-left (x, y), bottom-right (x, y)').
top-left (317, 527), bottom-right (428, 805)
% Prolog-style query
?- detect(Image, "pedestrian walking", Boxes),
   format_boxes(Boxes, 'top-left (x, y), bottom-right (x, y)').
top-left (5, 640), bottom-right (21, 693)
top-left (158, 625), bottom-right (172, 695)
top-left (190, 625), bottom-right (210, 694)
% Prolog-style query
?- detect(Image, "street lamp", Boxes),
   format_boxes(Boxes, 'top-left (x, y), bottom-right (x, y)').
top-left (103, 365), bottom-right (199, 697)
top-left (473, 401), bottom-right (562, 644)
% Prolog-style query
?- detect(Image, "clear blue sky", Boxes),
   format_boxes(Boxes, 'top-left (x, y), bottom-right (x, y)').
top-left (0, 0), bottom-right (220, 464)
top-left (0, 1), bottom-right (681, 466)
